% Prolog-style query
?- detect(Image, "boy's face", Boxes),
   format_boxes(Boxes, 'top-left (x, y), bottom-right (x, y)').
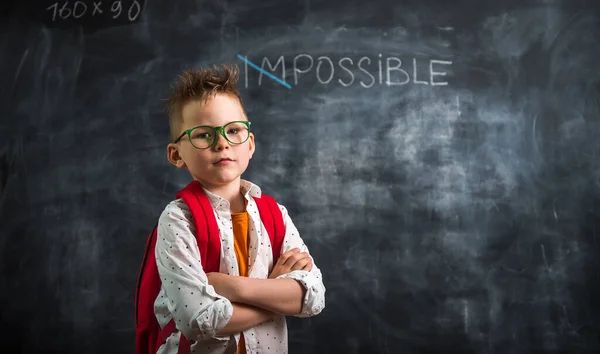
top-left (167, 93), bottom-right (255, 191)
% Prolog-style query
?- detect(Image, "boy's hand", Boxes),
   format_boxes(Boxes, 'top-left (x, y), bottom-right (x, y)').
top-left (206, 272), bottom-right (242, 302)
top-left (268, 248), bottom-right (313, 279)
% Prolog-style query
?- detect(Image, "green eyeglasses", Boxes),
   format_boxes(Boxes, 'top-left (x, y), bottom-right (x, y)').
top-left (173, 121), bottom-right (251, 150)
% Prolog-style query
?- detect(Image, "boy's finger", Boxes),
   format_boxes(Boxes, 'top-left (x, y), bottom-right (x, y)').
top-left (280, 249), bottom-right (302, 266)
top-left (280, 248), bottom-right (300, 259)
top-left (291, 258), bottom-right (310, 270)
top-left (284, 255), bottom-right (304, 267)
top-left (290, 252), bottom-right (309, 263)
top-left (283, 255), bottom-right (304, 267)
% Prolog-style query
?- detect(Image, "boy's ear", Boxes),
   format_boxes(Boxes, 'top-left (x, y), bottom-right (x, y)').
top-left (167, 144), bottom-right (187, 168)
top-left (248, 133), bottom-right (255, 158)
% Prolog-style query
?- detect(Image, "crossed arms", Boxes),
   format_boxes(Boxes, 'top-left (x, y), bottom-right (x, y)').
top-left (208, 249), bottom-right (313, 336)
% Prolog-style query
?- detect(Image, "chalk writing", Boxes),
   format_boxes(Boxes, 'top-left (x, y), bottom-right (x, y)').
top-left (46, 0), bottom-right (142, 23)
top-left (240, 54), bottom-right (453, 89)
top-left (237, 55), bottom-right (291, 89)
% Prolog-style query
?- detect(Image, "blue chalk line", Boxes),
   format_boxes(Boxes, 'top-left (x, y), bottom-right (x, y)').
top-left (237, 54), bottom-right (292, 89)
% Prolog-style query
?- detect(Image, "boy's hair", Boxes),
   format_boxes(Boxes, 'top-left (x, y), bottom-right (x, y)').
top-left (167, 64), bottom-right (245, 142)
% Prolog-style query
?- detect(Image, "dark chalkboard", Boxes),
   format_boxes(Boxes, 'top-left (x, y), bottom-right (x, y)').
top-left (1, 0), bottom-right (600, 353)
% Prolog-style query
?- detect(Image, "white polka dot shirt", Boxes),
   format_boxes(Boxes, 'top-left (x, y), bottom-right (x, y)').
top-left (154, 179), bottom-right (326, 354)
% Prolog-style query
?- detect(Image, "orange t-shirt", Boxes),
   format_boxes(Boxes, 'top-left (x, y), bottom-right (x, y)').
top-left (231, 211), bottom-right (249, 354)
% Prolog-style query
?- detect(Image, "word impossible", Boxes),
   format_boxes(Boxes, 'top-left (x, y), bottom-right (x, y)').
top-left (241, 54), bottom-right (453, 88)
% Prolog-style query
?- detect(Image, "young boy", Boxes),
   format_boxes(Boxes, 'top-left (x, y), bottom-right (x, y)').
top-left (154, 64), bottom-right (325, 354)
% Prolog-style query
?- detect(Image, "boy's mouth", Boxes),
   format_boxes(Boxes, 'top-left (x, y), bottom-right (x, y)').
top-left (214, 158), bottom-right (234, 165)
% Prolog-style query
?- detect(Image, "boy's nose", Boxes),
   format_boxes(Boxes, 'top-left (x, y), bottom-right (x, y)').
top-left (213, 133), bottom-right (230, 150)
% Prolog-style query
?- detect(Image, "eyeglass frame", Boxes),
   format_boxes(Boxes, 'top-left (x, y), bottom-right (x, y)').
top-left (172, 120), bottom-right (252, 150)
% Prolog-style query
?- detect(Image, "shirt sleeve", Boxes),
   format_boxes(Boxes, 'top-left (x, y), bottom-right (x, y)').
top-left (155, 199), bottom-right (233, 341)
top-left (273, 203), bottom-right (326, 318)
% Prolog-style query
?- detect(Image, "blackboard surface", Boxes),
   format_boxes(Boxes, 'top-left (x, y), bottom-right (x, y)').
top-left (1, 0), bottom-right (600, 353)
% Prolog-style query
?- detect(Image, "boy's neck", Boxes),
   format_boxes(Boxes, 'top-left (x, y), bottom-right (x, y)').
top-left (202, 180), bottom-right (246, 213)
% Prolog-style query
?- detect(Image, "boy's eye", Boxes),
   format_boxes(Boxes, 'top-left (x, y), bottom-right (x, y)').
top-left (191, 129), bottom-right (213, 139)
top-left (226, 122), bottom-right (246, 135)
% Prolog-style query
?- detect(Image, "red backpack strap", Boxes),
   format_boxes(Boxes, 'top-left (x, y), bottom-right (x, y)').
top-left (135, 181), bottom-right (221, 354)
top-left (134, 226), bottom-right (161, 354)
top-left (176, 180), bottom-right (221, 273)
top-left (254, 193), bottom-right (285, 264)
top-left (157, 181), bottom-right (221, 353)
top-left (135, 225), bottom-right (158, 324)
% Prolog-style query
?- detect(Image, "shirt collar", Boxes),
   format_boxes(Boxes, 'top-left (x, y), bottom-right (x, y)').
top-left (199, 179), bottom-right (262, 211)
